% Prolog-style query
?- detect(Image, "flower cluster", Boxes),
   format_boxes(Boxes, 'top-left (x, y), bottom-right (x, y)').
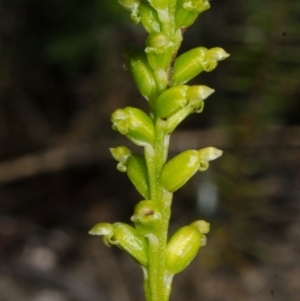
top-left (90, 1), bottom-right (229, 300)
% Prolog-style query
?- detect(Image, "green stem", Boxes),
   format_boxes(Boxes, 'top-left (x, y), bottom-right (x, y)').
top-left (144, 144), bottom-right (157, 201)
top-left (144, 118), bottom-right (173, 301)
top-left (142, 10), bottom-right (184, 301)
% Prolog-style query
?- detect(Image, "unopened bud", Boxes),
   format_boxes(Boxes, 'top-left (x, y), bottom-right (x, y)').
top-left (155, 85), bottom-right (189, 118)
top-left (127, 154), bottom-right (149, 198)
top-left (171, 47), bottom-right (229, 85)
top-left (112, 223), bottom-right (148, 266)
top-left (125, 46), bottom-right (158, 101)
top-left (89, 222), bottom-right (148, 266)
top-left (165, 220), bottom-right (209, 274)
top-left (161, 147), bottom-right (222, 192)
top-left (160, 150), bottom-right (201, 192)
top-left (139, 3), bottom-right (161, 33)
top-left (176, 0), bottom-right (210, 29)
top-left (111, 107), bottom-right (155, 147)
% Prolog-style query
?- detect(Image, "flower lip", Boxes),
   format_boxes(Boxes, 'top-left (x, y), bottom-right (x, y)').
top-left (88, 223), bottom-right (114, 236)
top-left (198, 147), bottom-right (223, 161)
top-left (208, 47), bottom-right (230, 61)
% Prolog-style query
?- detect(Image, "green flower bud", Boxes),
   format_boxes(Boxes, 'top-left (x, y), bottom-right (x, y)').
top-left (89, 222), bottom-right (148, 266)
top-left (112, 223), bottom-right (148, 266)
top-left (118, 0), bottom-right (141, 23)
top-left (165, 220), bottom-right (209, 274)
top-left (155, 85), bottom-right (189, 118)
top-left (160, 150), bottom-right (201, 192)
top-left (131, 200), bottom-right (162, 236)
top-left (171, 47), bottom-right (229, 85)
top-left (175, 0), bottom-right (210, 29)
top-left (111, 107), bottom-right (155, 146)
top-left (145, 33), bottom-right (174, 72)
top-left (125, 46), bottom-right (158, 100)
top-left (160, 147), bottom-right (222, 192)
top-left (155, 85), bottom-right (214, 120)
top-left (139, 3), bottom-right (161, 33)
top-left (157, 85), bottom-right (213, 133)
top-left (127, 154), bottom-right (149, 198)
top-left (110, 146), bottom-right (132, 172)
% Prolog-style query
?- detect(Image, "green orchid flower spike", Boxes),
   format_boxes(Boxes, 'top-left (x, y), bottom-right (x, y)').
top-left (90, 1), bottom-right (229, 301)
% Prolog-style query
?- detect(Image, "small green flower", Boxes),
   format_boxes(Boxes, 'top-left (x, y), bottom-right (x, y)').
top-left (165, 220), bottom-right (209, 274)
top-left (131, 200), bottom-right (162, 236)
top-left (124, 46), bottom-right (158, 101)
top-left (171, 47), bottom-right (230, 85)
top-left (111, 107), bottom-right (155, 146)
top-left (155, 85), bottom-right (189, 119)
top-left (160, 147), bottom-right (222, 192)
top-left (155, 85), bottom-right (214, 120)
top-left (175, 0), bottom-right (210, 29)
top-left (110, 148), bottom-right (150, 198)
top-left (89, 222), bottom-right (148, 266)
top-left (127, 154), bottom-right (150, 198)
top-left (160, 150), bottom-right (200, 192)
top-left (139, 3), bottom-right (161, 33)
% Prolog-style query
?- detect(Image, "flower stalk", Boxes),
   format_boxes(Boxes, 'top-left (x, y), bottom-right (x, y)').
top-left (89, 1), bottom-right (229, 300)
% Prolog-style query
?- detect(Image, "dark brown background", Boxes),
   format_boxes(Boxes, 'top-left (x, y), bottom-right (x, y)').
top-left (0, 0), bottom-right (299, 300)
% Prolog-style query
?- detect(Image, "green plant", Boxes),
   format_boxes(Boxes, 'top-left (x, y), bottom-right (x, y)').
top-left (89, 1), bottom-right (229, 300)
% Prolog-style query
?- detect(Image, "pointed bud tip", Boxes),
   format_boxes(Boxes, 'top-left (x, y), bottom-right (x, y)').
top-left (198, 147), bottom-right (222, 161)
top-left (208, 47), bottom-right (230, 61)
top-left (88, 223), bottom-right (113, 236)
top-left (187, 86), bottom-right (214, 102)
top-left (199, 86), bottom-right (215, 99)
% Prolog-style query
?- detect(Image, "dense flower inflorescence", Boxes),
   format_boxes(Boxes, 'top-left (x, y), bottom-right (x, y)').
top-left (90, 1), bottom-right (229, 301)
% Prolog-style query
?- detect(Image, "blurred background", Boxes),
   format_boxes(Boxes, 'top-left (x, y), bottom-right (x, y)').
top-left (0, 0), bottom-right (299, 300)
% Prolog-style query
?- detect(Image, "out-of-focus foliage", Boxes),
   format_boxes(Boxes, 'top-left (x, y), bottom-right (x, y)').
top-left (0, 0), bottom-right (299, 159)
top-left (0, 0), bottom-right (135, 160)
